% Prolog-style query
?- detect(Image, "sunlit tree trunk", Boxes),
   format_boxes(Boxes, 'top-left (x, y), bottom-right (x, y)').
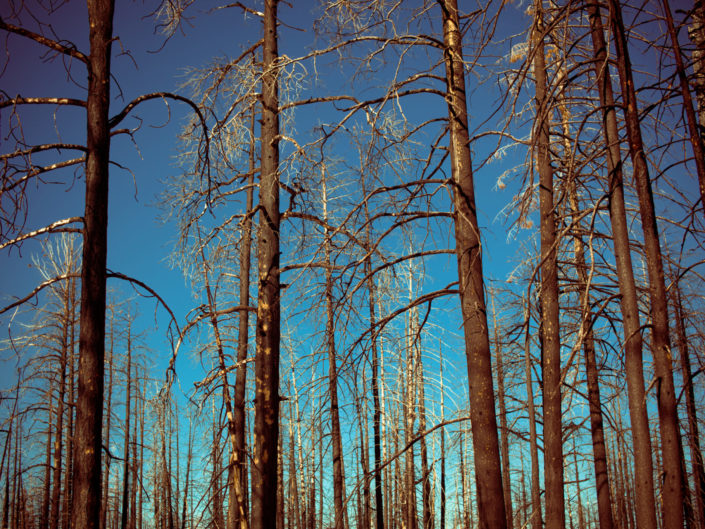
top-left (439, 346), bottom-right (446, 529)
top-left (417, 352), bottom-right (432, 529)
top-left (438, 1), bottom-right (507, 526)
top-left (403, 272), bottom-right (418, 529)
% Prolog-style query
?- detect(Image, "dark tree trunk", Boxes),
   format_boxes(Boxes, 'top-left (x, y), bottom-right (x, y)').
top-left (585, 4), bottom-right (658, 529)
top-left (672, 277), bottom-right (705, 529)
top-left (120, 328), bottom-right (132, 529)
top-left (660, 0), bottom-right (705, 217)
top-left (231, 105), bottom-right (256, 529)
top-left (607, 3), bottom-right (685, 527)
top-left (100, 318), bottom-right (115, 529)
top-left (568, 183), bottom-right (615, 529)
top-left (363, 194), bottom-right (384, 529)
top-left (50, 278), bottom-right (70, 529)
top-left (73, 2), bottom-right (114, 529)
top-left (251, 1), bottom-right (281, 528)
top-left (438, 1), bottom-right (507, 526)
top-left (532, 3), bottom-right (565, 527)
top-left (41, 388), bottom-right (53, 529)
top-left (491, 293), bottom-right (514, 529)
top-left (322, 173), bottom-right (346, 529)
top-left (524, 305), bottom-right (543, 529)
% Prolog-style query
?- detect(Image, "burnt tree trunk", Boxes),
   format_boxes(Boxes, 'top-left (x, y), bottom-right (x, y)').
top-left (251, 1), bottom-right (281, 528)
top-left (438, 1), bottom-right (507, 526)
top-left (568, 182), bottom-right (615, 529)
top-left (672, 276), bottom-right (705, 529)
top-left (586, 4), bottom-right (658, 529)
top-left (532, 2), bottom-right (565, 526)
top-left (120, 326), bottom-right (132, 529)
top-left (72, 2), bottom-right (114, 528)
top-left (231, 104), bottom-right (256, 529)
top-left (322, 171), bottom-right (347, 529)
top-left (607, 2), bottom-right (685, 527)
top-left (491, 292), bottom-right (514, 529)
top-left (660, 0), bottom-right (705, 216)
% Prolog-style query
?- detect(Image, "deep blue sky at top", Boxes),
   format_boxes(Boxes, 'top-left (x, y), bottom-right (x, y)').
top-left (7, 0), bottom-right (696, 397)
top-left (0, 0), bottom-right (529, 363)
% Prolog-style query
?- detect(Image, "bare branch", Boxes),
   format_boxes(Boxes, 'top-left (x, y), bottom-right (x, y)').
top-left (0, 217), bottom-right (83, 250)
top-left (0, 17), bottom-right (88, 63)
top-left (0, 273), bottom-right (79, 316)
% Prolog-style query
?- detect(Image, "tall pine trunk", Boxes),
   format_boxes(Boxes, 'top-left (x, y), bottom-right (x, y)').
top-left (438, 1), bottom-right (507, 526)
top-left (607, 2), bottom-right (685, 526)
top-left (73, 2), bottom-right (114, 528)
top-left (568, 183), bottom-right (615, 529)
top-left (322, 170), bottom-right (347, 529)
top-left (585, 5), bottom-right (658, 528)
top-left (491, 292), bottom-right (514, 529)
top-left (671, 275), bottom-right (705, 528)
top-left (252, 1), bottom-right (281, 528)
top-left (532, 3), bottom-right (565, 527)
top-left (231, 104), bottom-right (256, 529)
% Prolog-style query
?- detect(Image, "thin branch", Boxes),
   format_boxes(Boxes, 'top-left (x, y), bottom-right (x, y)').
top-left (0, 217), bottom-right (83, 250)
top-left (0, 17), bottom-right (88, 63)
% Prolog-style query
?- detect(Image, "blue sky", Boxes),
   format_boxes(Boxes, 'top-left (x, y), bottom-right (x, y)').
top-left (1, 0), bottom-right (531, 393)
top-left (4, 2), bottom-right (705, 526)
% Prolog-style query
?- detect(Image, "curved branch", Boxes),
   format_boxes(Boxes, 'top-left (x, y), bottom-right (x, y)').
top-left (0, 273), bottom-right (79, 316)
top-left (0, 17), bottom-right (88, 63)
top-left (108, 91), bottom-right (206, 129)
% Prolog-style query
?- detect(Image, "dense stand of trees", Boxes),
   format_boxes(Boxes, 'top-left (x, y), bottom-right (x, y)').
top-left (2, 1), bottom-right (705, 529)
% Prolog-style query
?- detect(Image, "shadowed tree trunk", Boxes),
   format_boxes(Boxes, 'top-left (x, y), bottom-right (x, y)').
top-left (72, 2), bottom-right (115, 528)
top-left (438, 1), bottom-right (507, 526)
top-left (363, 180), bottom-right (384, 529)
top-left (120, 325), bottom-right (133, 529)
top-left (523, 299), bottom-right (543, 529)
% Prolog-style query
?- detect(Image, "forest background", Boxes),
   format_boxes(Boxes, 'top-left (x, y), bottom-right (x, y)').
top-left (1, 1), bottom-right (704, 529)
